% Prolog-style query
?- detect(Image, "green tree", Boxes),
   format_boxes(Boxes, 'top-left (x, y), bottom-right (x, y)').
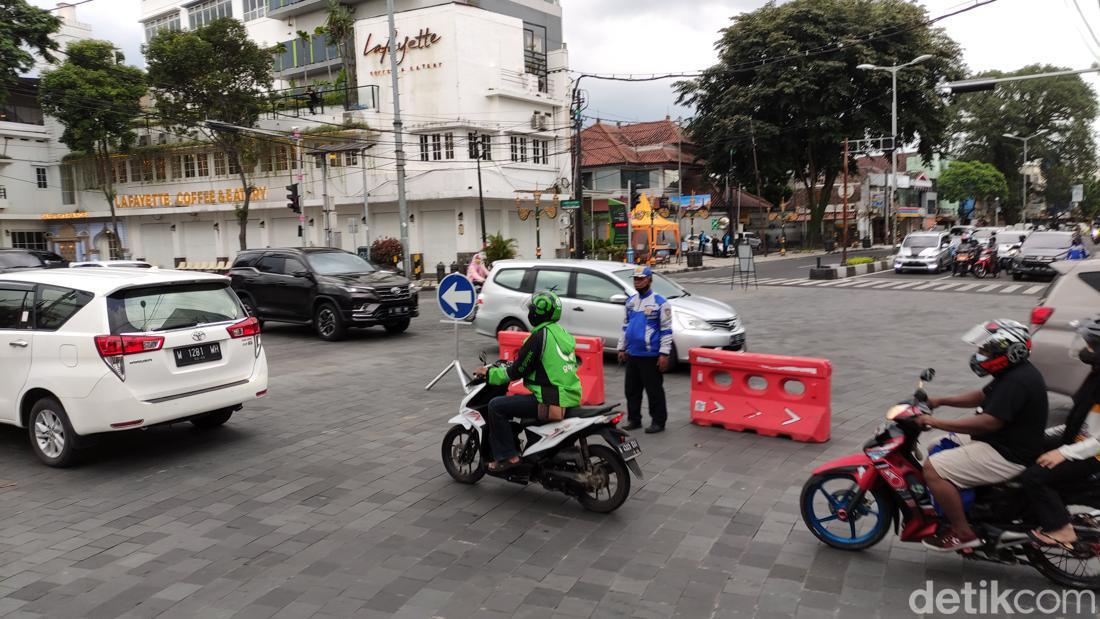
top-left (951, 65), bottom-right (1098, 222)
top-left (1079, 177), bottom-right (1100, 222)
top-left (39, 40), bottom-right (145, 255)
top-left (936, 160), bottom-right (1007, 222)
top-left (145, 18), bottom-right (275, 251)
top-left (317, 0), bottom-right (356, 102)
top-left (0, 0), bottom-right (60, 105)
top-left (676, 0), bottom-right (963, 246)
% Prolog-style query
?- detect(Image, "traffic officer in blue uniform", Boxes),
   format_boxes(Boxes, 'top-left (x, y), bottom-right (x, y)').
top-left (617, 266), bottom-right (672, 433)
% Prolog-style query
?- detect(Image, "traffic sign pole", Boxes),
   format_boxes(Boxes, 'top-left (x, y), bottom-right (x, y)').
top-left (426, 274), bottom-right (478, 391)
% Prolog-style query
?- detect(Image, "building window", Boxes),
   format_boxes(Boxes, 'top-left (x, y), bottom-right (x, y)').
top-left (0, 186), bottom-right (6, 199)
top-left (60, 165), bottom-right (75, 204)
top-left (35, 167), bottom-right (47, 188)
top-left (196, 153), bottom-right (209, 177)
top-left (344, 150), bottom-right (358, 166)
top-left (523, 23), bottom-right (548, 93)
top-left (183, 154), bottom-right (196, 178)
top-left (11, 231), bottom-right (47, 250)
top-left (154, 157), bottom-right (167, 181)
top-left (314, 153), bottom-right (324, 169)
top-left (274, 147), bottom-right (288, 172)
top-left (228, 153), bottom-right (240, 175)
top-left (432, 134), bottom-right (442, 161)
top-left (171, 155), bottom-right (182, 179)
top-left (419, 134), bottom-right (429, 162)
top-left (444, 133), bottom-right (454, 160)
top-left (510, 137), bottom-right (518, 162)
top-left (510, 137), bottom-right (528, 163)
top-left (581, 171), bottom-right (592, 190)
top-left (620, 169), bottom-right (650, 190)
top-left (213, 152), bottom-right (227, 176)
top-left (468, 133), bottom-right (492, 160)
top-left (114, 159), bottom-right (128, 184)
top-left (532, 140), bottom-right (550, 165)
top-left (243, 0), bottom-right (266, 21)
top-left (143, 11), bottom-right (180, 42)
top-left (188, 0), bottom-right (232, 29)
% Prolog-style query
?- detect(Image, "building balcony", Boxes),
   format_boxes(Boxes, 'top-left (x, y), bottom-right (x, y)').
top-left (266, 0), bottom-right (327, 19)
top-left (488, 69), bottom-right (563, 107)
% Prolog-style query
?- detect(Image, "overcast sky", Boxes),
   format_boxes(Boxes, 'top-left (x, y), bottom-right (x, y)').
top-left (33, 0), bottom-right (1100, 124)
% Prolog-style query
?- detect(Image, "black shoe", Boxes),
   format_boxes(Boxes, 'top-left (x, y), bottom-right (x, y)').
top-left (623, 421), bottom-right (642, 431)
top-left (644, 425), bottom-right (665, 434)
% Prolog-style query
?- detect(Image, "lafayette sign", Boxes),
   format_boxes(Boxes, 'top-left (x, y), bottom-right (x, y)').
top-left (363, 28), bottom-right (442, 65)
top-left (114, 187), bottom-right (267, 209)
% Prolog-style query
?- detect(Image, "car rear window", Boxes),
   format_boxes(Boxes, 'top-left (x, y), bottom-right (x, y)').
top-left (493, 268), bottom-right (527, 291)
top-left (1078, 272), bottom-right (1100, 295)
top-left (0, 253), bottom-right (42, 269)
top-left (106, 282), bottom-right (243, 333)
top-left (35, 285), bottom-right (93, 330)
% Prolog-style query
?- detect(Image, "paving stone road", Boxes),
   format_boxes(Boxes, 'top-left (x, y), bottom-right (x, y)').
top-left (0, 283), bottom-right (1090, 618)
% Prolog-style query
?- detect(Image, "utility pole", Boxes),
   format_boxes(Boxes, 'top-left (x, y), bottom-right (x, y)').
top-left (386, 0), bottom-right (411, 278)
top-left (572, 80), bottom-right (587, 257)
top-left (473, 140), bottom-right (487, 248)
top-left (842, 138), bottom-right (849, 264)
top-left (321, 153), bottom-right (330, 246)
top-left (293, 127), bottom-right (303, 245)
top-left (361, 146), bottom-right (371, 249)
top-left (676, 117), bottom-right (683, 263)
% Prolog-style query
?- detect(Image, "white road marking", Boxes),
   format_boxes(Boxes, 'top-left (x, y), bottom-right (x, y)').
top-left (891, 282), bottom-right (921, 289)
top-left (955, 283), bottom-right (980, 292)
top-left (851, 281), bottom-right (879, 288)
top-left (932, 283), bottom-right (961, 291)
top-left (978, 284), bottom-right (1001, 292)
top-left (999, 284), bottom-right (1022, 294)
top-left (1024, 285), bottom-right (1046, 295)
top-left (913, 282), bottom-right (941, 290)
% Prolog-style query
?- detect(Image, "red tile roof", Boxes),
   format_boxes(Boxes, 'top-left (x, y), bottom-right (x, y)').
top-left (580, 120), bottom-right (696, 168)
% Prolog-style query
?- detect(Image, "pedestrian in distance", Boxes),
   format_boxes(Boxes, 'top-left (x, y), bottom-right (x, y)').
top-left (306, 86), bottom-right (321, 114)
top-left (466, 253), bottom-right (489, 285)
top-left (1068, 236), bottom-right (1090, 260)
top-left (617, 266), bottom-right (671, 434)
top-left (698, 232), bottom-right (707, 253)
top-left (711, 235), bottom-right (721, 258)
top-left (722, 232), bottom-right (731, 257)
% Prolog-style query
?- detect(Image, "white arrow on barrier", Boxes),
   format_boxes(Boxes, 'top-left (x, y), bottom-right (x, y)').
top-left (781, 408), bottom-right (801, 426)
top-left (707, 401), bottom-right (725, 415)
top-left (441, 280), bottom-right (473, 312)
top-left (744, 411), bottom-right (762, 419)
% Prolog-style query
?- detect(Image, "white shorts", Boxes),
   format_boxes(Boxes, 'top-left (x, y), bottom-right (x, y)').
top-left (928, 440), bottom-right (1026, 489)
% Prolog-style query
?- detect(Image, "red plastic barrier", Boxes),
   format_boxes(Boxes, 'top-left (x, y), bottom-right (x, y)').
top-left (497, 331), bottom-right (605, 405)
top-left (689, 348), bottom-right (831, 443)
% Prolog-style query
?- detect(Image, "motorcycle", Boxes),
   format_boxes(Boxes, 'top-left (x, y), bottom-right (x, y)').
top-left (800, 369), bottom-right (1100, 589)
top-left (441, 357), bottom-right (644, 513)
top-left (951, 248), bottom-right (974, 277)
top-left (972, 246), bottom-right (998, 279)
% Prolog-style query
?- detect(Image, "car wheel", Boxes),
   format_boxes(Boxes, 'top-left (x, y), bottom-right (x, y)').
top-left (28, 397), bottom-right (79, 468)
top-left (192, 408), bottom-right (233, 429)
top-left (314, 301), bottom-right (346, 341)
top-left (384, 319), bottom-right (410, 334)
top-left (498, 318), bottom-right (525, 333)
top-left (240, 295), bottom-right (264, 329)
top-left (1012, 272), bottom-right (1023, 281)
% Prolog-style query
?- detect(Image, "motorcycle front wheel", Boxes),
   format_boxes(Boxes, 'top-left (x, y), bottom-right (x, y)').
top-left (974, 263), bottom-right (987, 279)
top-left (800, 473), bottom-right (892, 551)
top-left (577, 444), bottom-right (631, 513)
top-left (442, 425), bottom-right (486, 484)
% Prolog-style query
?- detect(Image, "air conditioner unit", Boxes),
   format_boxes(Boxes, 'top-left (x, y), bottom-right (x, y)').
top-left (530, 112), bottom-right (540, 130)
top-left (138, 134), bottom-right (150, 147)
top-left (538, 113), bottom-right (549, 131)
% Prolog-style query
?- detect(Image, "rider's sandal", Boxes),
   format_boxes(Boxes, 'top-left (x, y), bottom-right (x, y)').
top-left (488, 456), bottom-right (521, 472)
top-left (1027, 529), bottom-right (1076, 550)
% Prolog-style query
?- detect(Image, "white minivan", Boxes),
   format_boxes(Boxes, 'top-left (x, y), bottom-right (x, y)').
top-left (0, 268), bottom-right (268, 466)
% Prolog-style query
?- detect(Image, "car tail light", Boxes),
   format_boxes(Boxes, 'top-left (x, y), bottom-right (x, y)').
top-left (94, 335), bottom-right (164, 380)
top-left (477, 293), bottom-right (484, 305)
top-left (226, 316), bottom-right (261, 338)
top-left (1031, 306), bottom-right (1054, 327)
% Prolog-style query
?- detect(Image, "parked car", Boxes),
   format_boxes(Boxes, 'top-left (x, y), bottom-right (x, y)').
top-left (0, 248), bottom-right (68, 272)
top-left (0, 268), bottom-right (268, 466)
top-left (893, 231), bottom-right (952, 273)
top-left (1028, 259), bottom-right (1100, 397)
top-left (948, 225), bottom-right (975, 246)
top-left (70, 260), bottom-right (153, 269)
top-left (229, 247), bottom-right (417, 341)
top-left (473, 259), bottom-right (746, 366)
top-left (1011, 231), bottom-right (1076, 280)
top-left (739, 232), bottom-right (763, 250)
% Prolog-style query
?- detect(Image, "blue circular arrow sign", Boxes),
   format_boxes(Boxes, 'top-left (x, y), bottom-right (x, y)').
top-left (437, 273), bottom-right (477, 320)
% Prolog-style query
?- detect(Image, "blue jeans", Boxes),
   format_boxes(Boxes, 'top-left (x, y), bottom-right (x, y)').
top-left (487, 394), bottom-right (539, 461)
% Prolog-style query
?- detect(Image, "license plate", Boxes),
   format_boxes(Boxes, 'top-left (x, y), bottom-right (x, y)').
top-left (619, 438), bottom-right (641, 461)
top-left (389, 306), bottom-right (410, 316)
top-left (173, 342), bottom-right (222, 367)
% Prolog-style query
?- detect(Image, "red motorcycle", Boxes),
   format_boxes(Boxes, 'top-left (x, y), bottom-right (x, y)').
top-left (972, 246), bottom-right (998, 279)
top-left (800, 369), bottom-right (1100, 589)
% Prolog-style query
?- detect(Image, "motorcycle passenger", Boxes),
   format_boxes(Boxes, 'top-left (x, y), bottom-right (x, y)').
top-left (953, 233), bottom-right (975, 276)
top-left (472, 291), bottom-right (582, 472)
top-left (985, 232), bottom-right (999, 276)
top-left (467, 253), bottom-right (489, 285)
top-left (1068, 236), bottom-right (1090, 261)
top-left (1017, 317), bottom-right (1100, 548)
top-left (918, 319), bottom-right (1049, 551)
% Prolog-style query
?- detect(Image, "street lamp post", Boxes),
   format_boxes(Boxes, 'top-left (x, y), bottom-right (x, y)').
top-left (1003, 129), bottom-right (1049, 223)
top-left (858, 54), bottom-right (933, 247)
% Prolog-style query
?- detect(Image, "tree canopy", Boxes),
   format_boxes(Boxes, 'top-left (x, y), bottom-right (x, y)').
top-left (676, 0), bottom-right (963, 244)
top-left (39, 40), bottom-right (146, 251)
top-left (937, 160), bottom-right (1007, 222)
top-left (951, 64), bottom-right (1098, 222)
top-left (145, 18), bottom-right (276, 250)
top-left (0, 0), bottom-right (60, 105)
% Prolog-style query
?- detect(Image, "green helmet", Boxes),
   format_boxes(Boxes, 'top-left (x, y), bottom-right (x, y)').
top-left (526, 290), bottom-right (562, 326)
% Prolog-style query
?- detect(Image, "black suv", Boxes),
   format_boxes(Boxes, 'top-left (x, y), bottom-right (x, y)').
top-left (229, 247), bottom-right (418, 341)
top-left (0, 248), bottom-right (68, 272)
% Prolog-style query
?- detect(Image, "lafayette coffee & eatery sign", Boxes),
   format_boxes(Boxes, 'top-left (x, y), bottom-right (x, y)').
top-left (114, 186), bottom-right (268, 209)
top-left (362, 27), bottom-right (444, 77)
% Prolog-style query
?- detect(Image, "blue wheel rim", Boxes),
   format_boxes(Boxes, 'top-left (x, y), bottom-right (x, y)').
top-left (804, 476), bottom-right (886, 546)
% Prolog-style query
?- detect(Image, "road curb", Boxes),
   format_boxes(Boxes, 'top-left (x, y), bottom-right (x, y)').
top-left (809, 259), bottom-right (892, 280)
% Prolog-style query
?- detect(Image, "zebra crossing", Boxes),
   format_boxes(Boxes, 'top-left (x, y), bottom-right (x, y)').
top-left (674, 274), bottom-right (1049, 296)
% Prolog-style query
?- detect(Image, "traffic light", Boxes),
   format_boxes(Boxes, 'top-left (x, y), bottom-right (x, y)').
top-left (285, 183), bottom-right (300, 213)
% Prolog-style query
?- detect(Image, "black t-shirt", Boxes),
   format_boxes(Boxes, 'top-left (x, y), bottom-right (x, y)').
top-left (974, 362), bottom-right (1049, 465)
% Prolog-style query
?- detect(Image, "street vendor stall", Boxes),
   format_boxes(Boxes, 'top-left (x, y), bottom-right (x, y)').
top-left (631, 193), bottom-right (679, 263)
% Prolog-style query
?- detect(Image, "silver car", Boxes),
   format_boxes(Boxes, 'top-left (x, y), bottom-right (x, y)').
top-left (473, 259), bottom-right (747, 365)
top-left (1029, 259), bottom-right (1100, 397)
top-left (894, 231), bottom-right (952, 273)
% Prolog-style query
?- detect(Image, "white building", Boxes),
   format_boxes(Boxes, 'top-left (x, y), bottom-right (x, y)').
top-left (54, 0), bottom-right (573, 270)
